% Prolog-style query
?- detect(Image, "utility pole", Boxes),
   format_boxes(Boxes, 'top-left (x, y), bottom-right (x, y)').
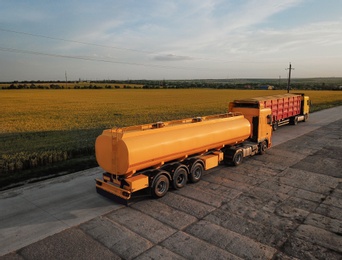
top-left (65, 71), bottom-right (68, 89)
top-left (286, 63), bottom-right (294, 93)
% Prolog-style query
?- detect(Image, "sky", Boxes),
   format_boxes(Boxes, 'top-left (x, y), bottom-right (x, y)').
top-left (0, 0), bottom-right (342, 81)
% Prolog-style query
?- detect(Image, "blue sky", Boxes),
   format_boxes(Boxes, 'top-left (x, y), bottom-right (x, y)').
top-left (0, 0), bottom-right (341, 81)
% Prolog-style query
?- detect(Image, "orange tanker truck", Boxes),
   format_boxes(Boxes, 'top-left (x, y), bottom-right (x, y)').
top-left (229, 93), bottom-right (310, 131)
top-left (95, 105), bottom-right (272, 203)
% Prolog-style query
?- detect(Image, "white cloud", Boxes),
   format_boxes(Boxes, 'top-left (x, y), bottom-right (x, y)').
top-left (0, 0), bottom-right (341, 80)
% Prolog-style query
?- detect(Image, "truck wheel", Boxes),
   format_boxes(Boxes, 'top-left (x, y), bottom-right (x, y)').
top-left (290, 116), bottom-right (298, 125)
top-left (151, 174), bottom-right (169, 198)
top-left (272, 121), bottom-right (278, 131)
top-left (172, 167), bottom-right (188, 189)
top-left (293, 116), bottom-right (298, 125)
top-left (232, 150), bottom-right (243, 166)
top-left (259, 141), bottom-right (267, 155)
top-left (304, 114), bottom-right (309, 122)
top-left (189, 162), bottom-right (203, 183)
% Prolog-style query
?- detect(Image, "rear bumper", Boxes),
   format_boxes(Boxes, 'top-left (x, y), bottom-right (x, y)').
top-left (96, 179), bottom-right (131, 200)
top-left (96, 184), bottom-right (129, 205)
top-left (95, 172), bottom-right (149, 203)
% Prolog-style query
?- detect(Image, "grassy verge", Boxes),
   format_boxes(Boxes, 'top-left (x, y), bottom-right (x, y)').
top-left (0, 129), bottom-right (101, 190)
top-left (1, 155), bottom-right (97, 189)
top-left (310, 100), bottom-right (342, 113)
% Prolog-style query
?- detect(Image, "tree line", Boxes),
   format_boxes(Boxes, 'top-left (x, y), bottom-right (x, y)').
top-left (1, 78), bottom-right (342, 90)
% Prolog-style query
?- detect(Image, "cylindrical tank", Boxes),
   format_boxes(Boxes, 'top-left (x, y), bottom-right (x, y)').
top-left (95, 114), bottom-right (251, 176)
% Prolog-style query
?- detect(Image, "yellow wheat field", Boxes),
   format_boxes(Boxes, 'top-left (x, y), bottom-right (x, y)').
top-left (1, 89), bottom-right (341, 134)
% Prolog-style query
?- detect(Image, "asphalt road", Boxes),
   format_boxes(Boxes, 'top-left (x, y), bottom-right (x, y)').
top-left (271, 106), bottom-right (342, 146)
top-left (1, 106), bottom-right (341, 258)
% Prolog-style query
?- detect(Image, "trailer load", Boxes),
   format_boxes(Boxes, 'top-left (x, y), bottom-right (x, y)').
top-left (229, 93), bottom-right (310, 130)
top-left (95, 106), bottom-right (272, 203)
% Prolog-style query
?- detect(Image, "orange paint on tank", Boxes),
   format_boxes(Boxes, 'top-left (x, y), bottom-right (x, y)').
top-left (95, 114), bottom-right (250, 176)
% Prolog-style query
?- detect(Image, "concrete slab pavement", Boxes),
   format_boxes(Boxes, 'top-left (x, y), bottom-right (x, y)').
top-left (0, 168), bottom-right (123, 256)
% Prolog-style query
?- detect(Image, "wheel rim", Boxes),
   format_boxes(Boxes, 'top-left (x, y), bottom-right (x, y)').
top-left (175, 171), bottom-right (187, 187)
top-left (236, 153), bottom-right (242, 163)
top-left (156, 179), bottom-right (167, 196)
top-left (193, 166), bottom-right (201, 179)
top-left (273, 121), bottom-right (278, 131)
top-left (190, 163), bottom-right (203, 183)
top-left (173, 168), bottom-right (187, 189)
top-left (259, 141), bottom-right (267, 154)
top-left (176, 174), bottom-right (185, 185)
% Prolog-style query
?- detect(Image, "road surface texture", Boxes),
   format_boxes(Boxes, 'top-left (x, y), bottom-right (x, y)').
top-left (1, 106), bottom-right (341, 259)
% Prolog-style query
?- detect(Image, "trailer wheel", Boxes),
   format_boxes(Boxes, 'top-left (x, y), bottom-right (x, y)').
top-left (294, 116), bottom-right (298, 125)
top-left (189, 162), bottom-right (203, 183)
top-left (232, 150), bottom-right (243, 166)
top-left (151, 174), bottom-right (169, 198)
top-left (259, 141), bottom-right (267, 155)
top-left (272, 121), bottom-right (278, 131)
top-left (290, 116), bottom-right (298, 125)
top-left (172, 167), bottom-right (188, 189)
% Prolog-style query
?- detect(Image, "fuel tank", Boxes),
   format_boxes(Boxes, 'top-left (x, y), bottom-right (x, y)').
top-left (95, 113), bottom-right (251, 176)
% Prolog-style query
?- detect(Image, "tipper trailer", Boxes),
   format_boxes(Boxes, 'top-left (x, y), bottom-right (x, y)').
top-left (229, 93), bottom-right (310, 131)
top-left (95, 105), bottom-right (272, 203)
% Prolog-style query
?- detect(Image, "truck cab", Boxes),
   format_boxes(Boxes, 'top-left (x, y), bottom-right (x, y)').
top-left (229, 102), bottom-right (272, 146)
top-left (301, 94), bottom-right (311, 121)
top-left (224, 103), bottom-right (273, 166)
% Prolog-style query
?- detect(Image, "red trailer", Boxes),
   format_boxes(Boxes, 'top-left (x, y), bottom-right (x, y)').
top-left (229, 93), bottom-right (310, 131)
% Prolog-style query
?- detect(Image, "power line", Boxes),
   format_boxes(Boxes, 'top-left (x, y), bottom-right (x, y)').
top-left (0, 27), bottom-right (211, 62)
top-left (0, 46), bottom-right (217, 71)
top-left (0, 27), bottom-right (282, 64)
top-left (0, 27), bottom-right (154, 54)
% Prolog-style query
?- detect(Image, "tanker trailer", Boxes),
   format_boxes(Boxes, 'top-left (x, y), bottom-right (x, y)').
top-left (95, 107), bottom-right (272, 203)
